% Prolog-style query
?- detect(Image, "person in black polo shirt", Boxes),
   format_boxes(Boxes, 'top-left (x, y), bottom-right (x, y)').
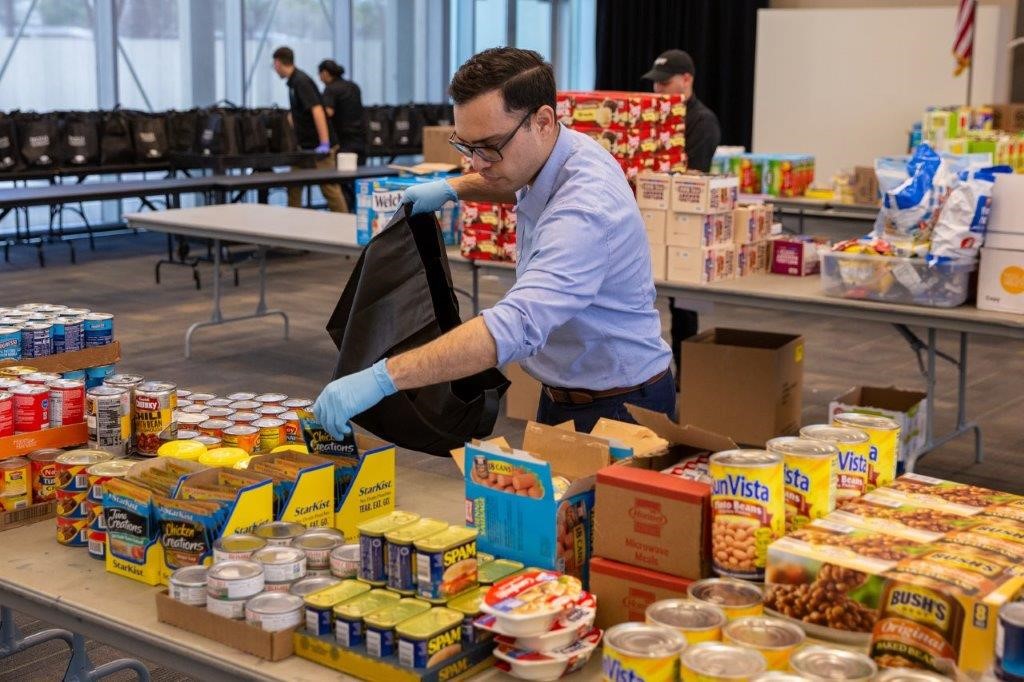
top-left (318, 59), bottom-right (366, 164)
top-left (272, 46), bottom-right (347, 212)
top-left (641, 49), bottom-right (722, 387)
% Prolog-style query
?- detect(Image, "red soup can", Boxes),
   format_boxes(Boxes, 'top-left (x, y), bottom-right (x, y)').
top-left (49, 379), bottom-right (86, 427)
top-left (28, 448), bottom-right (62, 502)
top-left (0, 391), bottom-right (12, 437)
top-left (12, 384), bottom-right (49, 433)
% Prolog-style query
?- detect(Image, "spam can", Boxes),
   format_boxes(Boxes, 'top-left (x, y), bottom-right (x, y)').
top-left (603, 622), bottom-right (687, 682)
top-left (385, 518), bottom-right (448, 593)
top-left (833, 412), bottom-right (901, 490)
top-left (766, 436), bottom-right (838, 532)
top-left (709, 449), bottom-right (784, 580)
top-left (414, 526), bottom-right (478, 602)
top-left (357, 511), bottom-right (421, 585)
top-left (395, 607), bottom-right (463, 669)
top-left (478, 558), bottom-right (524, 586)
top-left (448, 585), bottom-right (490, 647)
top-left (364, 598), bottom-right (432, 658)
top-left (333, 589), bottom-right (400, 648)
top-left (800, 424), bottom-right (871, 500)
top-left (304, 579), bottom-right (371, 636)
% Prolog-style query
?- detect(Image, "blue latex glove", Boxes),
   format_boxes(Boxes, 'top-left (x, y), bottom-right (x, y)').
top-left (314, 142), bottom-right (331, 155)
top-left (312, 359), bottom-right (398, 438)
top-left (401, 179), bottom-right (456, 215)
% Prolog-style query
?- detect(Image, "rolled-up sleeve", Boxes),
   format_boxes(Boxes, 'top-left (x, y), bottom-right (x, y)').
top-left (481, 205), bottom-right (608, 365)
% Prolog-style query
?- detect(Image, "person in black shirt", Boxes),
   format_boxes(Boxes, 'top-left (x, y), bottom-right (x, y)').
top-left (318, 59), bottom-right (366, 164)
top-left (641, 49), bottom-right (723, 387)
top-left (272, 46), bottom-right (347, 212)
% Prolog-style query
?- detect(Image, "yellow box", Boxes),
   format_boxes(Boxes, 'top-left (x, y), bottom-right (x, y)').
top-left (249, 451), bottom-right (335, 529)
top-left (334, 434), bottom-right (397, 540)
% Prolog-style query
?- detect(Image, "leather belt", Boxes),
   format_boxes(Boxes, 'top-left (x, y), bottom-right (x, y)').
top-left (542, 368), bottom-right (670, 406)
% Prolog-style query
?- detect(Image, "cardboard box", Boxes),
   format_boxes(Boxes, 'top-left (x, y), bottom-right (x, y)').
top-left (680, 328), bottom-right (804, 446)
top-left (989, 103), bottom-right (1024, 133)
top-left (641, 208), bottom-right (667, 244)
top-left (421, 125), bottom-right (464, 166)
top-left (334, 434), bottom-right (397, 540)
top-left (666, 245), bottom-right (734, 284)
top-left (502, 362), bottom-right (542, 422)
top-left (737, 241), bottom-right (769, 278)
top-left (453, 422), bottom-right (608, 585)
top-left (589, 556), bottom-right (694, 630)
top-left (829, 386), bottom-right (927, 467)
top-left (293, 629), bottom-right (495, 681)
top-left (248, 451), bottom-right (335, 528)
top-left (356, 175), bottom-right (460, 246)
top-left (852, 166), bottom-right (879, 206)
top-left (649, 244), bottom-right (667, 281)
top-left (666, 211), bottom-right (732, 248)
top-left (635, 171), bottom-right (672, 210)
top-left (0, 423), bottom-right (87, 459)
top-left (460, 201), bottom-right (516, 263)
top-left (978, 246), bottom-right (1024, 314)
top-left (770, 236), bottom-right (825, 276)
top-left (0, 500), bottom-right (55, 532)
top-left (670, 173), bottom-right (738, 214)
top-left (593, 407), bottom-right (735, 580)
top-left (0, 340), bottom-right (121, 374)
top-left (155, 591), bottom-right (294, 661)
top-left (733, 205), bottom-right (770, 245)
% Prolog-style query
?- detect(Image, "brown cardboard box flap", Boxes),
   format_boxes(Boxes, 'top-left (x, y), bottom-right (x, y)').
top-left (626, 405), bottom-right (736, 456)
top-left (0, 341), bottom-right (121, 374)
top-left (155, 592), bottom-right (293, 661)
top-left (834, 385), bottom-right (926, 412)
top-left (450, 436), bottom-right (513, 475)
top-left (522, 421), bottom-right (611, 481)
top-left (590, 418), bottom-right (669, 458)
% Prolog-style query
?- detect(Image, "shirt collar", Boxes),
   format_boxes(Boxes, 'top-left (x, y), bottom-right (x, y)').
top-left (516, 124), bottom-right (570, 222)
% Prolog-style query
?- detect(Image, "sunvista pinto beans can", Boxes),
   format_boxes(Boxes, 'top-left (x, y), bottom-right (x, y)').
top-left (832, 412), bottom-right (901, 490)
top-left (603, 622), bottom-right (688, 682)
top-left (0, 326), bottom-right (21, 360)
top-left (82, 313), bottom-right (114, 347)
top-left (52, 316), bottom-right (85, 353)
top-left (19, 322), bottom-right (53, 358)
top-left (799, 424), bottom-right (871, 501)
top-left (766, 436), bottom-right (839, 532)
top-left (49, 379), bottom-right (85, 428)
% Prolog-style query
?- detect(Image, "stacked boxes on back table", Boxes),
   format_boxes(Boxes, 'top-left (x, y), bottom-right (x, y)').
top-left (733, 204), bottom-right (773, 277)
top-left (459, 201), bottom-right (516, 263)
top-left (355, 174), bottom-right (460, 246)
top-left (728, 154), bottom-right (815, 197)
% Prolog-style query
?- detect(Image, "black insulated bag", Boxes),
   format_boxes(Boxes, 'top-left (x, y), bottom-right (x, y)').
top-left (0, 113), bottom-right (21, 171)
top-left (17, 113), bottom-right (60, 167)
top-left (130, 113), bottom-right (169, 161)
top-left (167, 109), bottom-right (199, 154)
top-left (100, 111), bottom-right (135, 165)
top-left (325, 205), bottom-right (509, 456)
top-left (364, 106), bottom-right (392, 155)
top-left (197, 107), bottom-right (241, 156)
top-left (61, 111), bottom-right (100, 166)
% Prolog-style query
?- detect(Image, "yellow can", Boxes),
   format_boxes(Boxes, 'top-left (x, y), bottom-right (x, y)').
top-left (832, 412), bottom-right (900, 490)
top-left (721, 616), bottom-right (804, 671)
top-left (687, 579), bottom-right (763, 621)
top-left (708, 450), bottom-right (784, 580)
top-left (602, 623), bottom-right (686, 682)
top-left (766, 436), bottom-right (838, 532)
top-left (799, 424), bottom-right (870, 501)
top-left (645, 599), bottom-right (725, 644)
top-left (157, 440), bottom-right (206, 461)
top-left (681, 641), bottom-right (767, 681)
top-left (198, 446), bottom-right (250, 469)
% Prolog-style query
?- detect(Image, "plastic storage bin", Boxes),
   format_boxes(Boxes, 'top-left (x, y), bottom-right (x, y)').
top-left (820, 251), bottom-right (975, 308)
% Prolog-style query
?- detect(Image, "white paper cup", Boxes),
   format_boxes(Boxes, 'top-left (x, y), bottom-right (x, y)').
top-left (336, 152), bottom-right (358, 171)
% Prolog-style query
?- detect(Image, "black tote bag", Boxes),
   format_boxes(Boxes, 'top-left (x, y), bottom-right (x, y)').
top-left (0, 113), bottom-right (21, 171)
top-left (326, 205), bottom-right (509, 456)
top-left (17, 113), bottom-right (60, 167)
top-left (239, 110), bottom-right (269, 153)
top-left (100, 111), bottom-right (135, 165)
top-left (167, 109), bottom-right (199, 154)
top-left (130, 113), bottom-right (169, 161)
top-left (364, 106), bottom-right (392, 155)
top-left (61, 112), bottom-right (100, 166)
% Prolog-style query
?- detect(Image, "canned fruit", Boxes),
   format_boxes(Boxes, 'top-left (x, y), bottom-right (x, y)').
top-left (603, 622), bottom-right (687, 682)
top-left (766, 436), bottom-right (838, 532)
top-left (709, 450), bottom-right (785, 579)
top-left (494, 628), bottom-right (602, 681)
top-left (480, 570), bottom-right (584, 637)
top-left (395, 607), bottom-right (463, 668)
top-left (646, 599), bottom-right (726, 645)
top-left (0, 457), bottom-right (30, 497)
top-left (799, 425), bottom-right (871, 500)
top-left (721, 616), bottom-right (804, 670)
top-left (833, 412), bottom-right (900, 490)
top-left (688, 579), bottom-right (764, 621)
top-left (681, 641), bottom-right (767, 681)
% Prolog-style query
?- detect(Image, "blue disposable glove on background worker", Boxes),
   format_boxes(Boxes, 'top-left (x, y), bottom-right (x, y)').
top-left (312, 359), bottom-right (398, 438)
top-left (401, 179), bottom-right (456, 215)
top-left (314, 142), bottom-right (331, 155)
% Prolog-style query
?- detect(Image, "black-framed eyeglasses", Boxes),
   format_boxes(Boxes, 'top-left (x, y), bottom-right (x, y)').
top-left (448, 110), bottom-right (534, 163)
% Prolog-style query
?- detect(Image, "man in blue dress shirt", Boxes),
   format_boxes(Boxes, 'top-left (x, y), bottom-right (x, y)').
top-left (314, 48), bottom-right (674, 438)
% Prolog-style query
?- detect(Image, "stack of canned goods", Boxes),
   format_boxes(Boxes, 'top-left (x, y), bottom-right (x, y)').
top-left (53, 449), bottom-right (112, 547)
top-left (0, 304), bottom-right (114, 362)
top-left (175, 387), bottom-right (309, 453)
top-left (0, 369), bottom-right (86, 437)
top-left (0, 448), bottom-right (65, 512)
top-left (83, 459), bottom-right (135, 560)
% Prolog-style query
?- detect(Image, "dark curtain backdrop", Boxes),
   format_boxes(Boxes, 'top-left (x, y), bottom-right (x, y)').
top-left (595, 0), bottom-right (768, 150)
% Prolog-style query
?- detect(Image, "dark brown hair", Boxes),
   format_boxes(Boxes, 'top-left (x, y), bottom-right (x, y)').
top-left (449, 47), bottom-right (556, 115)
top-left (272, 46), bottom-right (294, 66)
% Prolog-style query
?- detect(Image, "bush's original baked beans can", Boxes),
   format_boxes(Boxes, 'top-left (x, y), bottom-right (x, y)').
top-left (832, 412), bottom-right (901, 490)
top-left (709, 450), bottom-right (784, 581)
top-left (765, 436), bottom-right (838, 532)
top-left (799, 424), bottom-right (871, 501)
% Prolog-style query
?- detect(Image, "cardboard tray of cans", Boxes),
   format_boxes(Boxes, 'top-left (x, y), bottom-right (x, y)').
top-left (155, 591), bottom-right (294, 661)
top-left (0, 423), bottom-right (87, 460)
top-left (0, 499), bottom-right (56, 532)
top-left (0, 341), bottom-right (120, 374)
top-left (292, 629), bottom-right (495, 682)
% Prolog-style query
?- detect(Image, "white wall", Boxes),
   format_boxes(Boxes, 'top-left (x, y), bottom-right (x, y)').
top-left (753, 6), bottom-right (1011, 181)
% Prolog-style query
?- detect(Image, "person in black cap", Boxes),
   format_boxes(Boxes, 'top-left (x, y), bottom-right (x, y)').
top-left (318, 59), bottom-right (366, 164)
top-left (641, 49), bottom-right (722, 386)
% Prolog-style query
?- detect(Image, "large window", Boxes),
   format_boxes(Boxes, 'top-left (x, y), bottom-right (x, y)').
top-left (244, 0), bottom-right (333, 107)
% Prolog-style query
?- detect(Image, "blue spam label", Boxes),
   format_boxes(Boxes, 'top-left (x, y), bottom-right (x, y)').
top-left (335, 616), bottom-right (365, 648)
top-left (359, 534), bottom-right (388, 584)
top-left (0, 327), bottom-right (20, 360)
top-left (387, 541), bottom-right (417, 592)
top-left (305, 606), bottom-right (334, 636)
top-left (365, 625), bottom-right (396, 658)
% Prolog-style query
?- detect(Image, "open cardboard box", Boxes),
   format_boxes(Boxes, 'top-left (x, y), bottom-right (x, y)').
top-left (155, 591), bottom-right (294, 661)
top-left (0, 341), bottom-right (120, 374)
top-left (452, 421), bottom-right (612, 585)
top-left (0, 422), bottom-right (87, 459)
top-left (592, 405), bottom-right (736, 580)
top-left (0, 500), bottom-right (56, 532)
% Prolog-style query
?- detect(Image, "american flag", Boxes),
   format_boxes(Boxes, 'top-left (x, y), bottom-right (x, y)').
top-left (953, 0), bottom-right (976, 76)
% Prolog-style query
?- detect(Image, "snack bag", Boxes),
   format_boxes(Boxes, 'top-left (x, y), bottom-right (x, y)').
top-left (929, 165), bottom-right (1012, 264)
top-left (298, 408), bottom-right (358, 458)
top-left (874, 144), bottom-right (942, 242)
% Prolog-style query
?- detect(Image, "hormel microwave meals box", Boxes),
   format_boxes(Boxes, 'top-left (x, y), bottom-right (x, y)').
top-left (636, 171), bottom-right (672, 210)
top-left (452, 422), bottom-right (610, 585)
top-left (589, 557), bottom-right (694, 630)
top-left (670, 172), bottom-right (738, 214)
top-left (593, 406), bottom-right (736, 580)
top-left (666, 211), bottom-right (733, 248)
